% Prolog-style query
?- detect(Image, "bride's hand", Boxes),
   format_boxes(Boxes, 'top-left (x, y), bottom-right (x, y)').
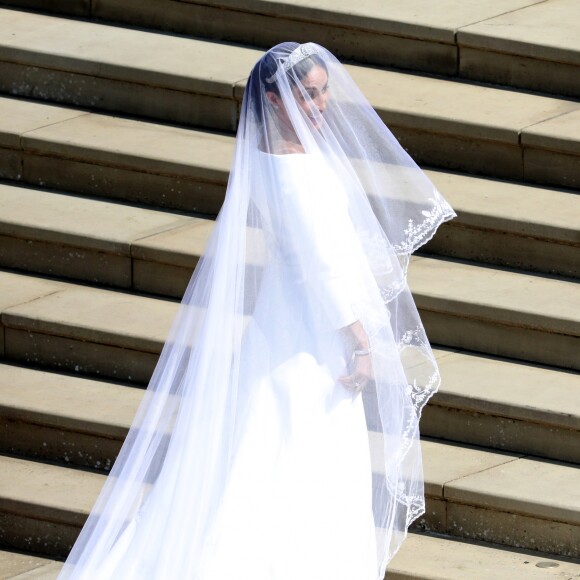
top-left (339, 351), bottom-right (372, 393)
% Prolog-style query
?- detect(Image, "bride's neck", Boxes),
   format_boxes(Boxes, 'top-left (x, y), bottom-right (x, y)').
top-left (275, 115), bottom-right (301, 148)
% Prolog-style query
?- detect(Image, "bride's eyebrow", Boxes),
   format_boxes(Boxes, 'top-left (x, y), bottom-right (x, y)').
top-left (304, 82), bottom-right (329, 93)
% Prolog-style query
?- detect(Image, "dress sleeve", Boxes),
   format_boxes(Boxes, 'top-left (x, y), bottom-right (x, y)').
top-left (276, 159), bottom-right (359, 330)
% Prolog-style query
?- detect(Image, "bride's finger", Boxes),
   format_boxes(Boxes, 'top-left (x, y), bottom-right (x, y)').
top-left (339, 373), bottom-right (367, 392)
top-left (338, 373), bottom-right (354, 385)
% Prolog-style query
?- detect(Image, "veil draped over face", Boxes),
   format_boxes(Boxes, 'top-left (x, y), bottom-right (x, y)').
top-left (59, 42), bottom-right (455, 580)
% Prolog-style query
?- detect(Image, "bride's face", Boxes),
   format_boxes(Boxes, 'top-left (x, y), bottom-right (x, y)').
top-left (268, 65), bottom-right (330, 131)
top-left (292, 65), bottom-right (329, 130)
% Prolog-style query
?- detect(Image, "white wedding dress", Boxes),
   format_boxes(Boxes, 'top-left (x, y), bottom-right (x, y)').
top-left (197, 151), bottom-right (378, 579)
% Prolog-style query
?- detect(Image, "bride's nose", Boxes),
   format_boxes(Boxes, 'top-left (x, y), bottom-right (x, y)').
top-left (313, 92), bottom-right (328, 112)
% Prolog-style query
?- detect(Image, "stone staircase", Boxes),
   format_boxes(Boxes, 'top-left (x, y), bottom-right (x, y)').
top-left (0, 1), bottom-right (578, 578)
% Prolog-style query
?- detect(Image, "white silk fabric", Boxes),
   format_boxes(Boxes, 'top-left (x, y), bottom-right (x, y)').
top-left (58, 42), bottom-right (455, 579)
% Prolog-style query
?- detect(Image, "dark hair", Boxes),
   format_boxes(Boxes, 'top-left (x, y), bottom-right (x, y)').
top-left (260, 54), bottom-right (327, 97)
top-left (246, 44), bottom-right (328, 122)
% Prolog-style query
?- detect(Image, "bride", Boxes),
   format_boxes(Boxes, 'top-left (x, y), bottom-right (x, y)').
top-left (58, 42), bottom-right (455, 579)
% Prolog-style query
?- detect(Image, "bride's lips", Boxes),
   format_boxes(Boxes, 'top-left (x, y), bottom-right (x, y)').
top-left (309, 111), bottom-right (323, 126)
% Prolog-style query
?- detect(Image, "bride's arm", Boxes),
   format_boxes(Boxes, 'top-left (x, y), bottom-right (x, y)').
top-left (278, 179), bottom-right (358, 330)
top-left (276, 166), bottom-right (373, 391)
top-left (339, 320), bottom-right (372, 392)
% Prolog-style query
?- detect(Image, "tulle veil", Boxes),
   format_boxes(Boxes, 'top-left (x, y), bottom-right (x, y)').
top-left (58, 42), bottom-right (455, 579)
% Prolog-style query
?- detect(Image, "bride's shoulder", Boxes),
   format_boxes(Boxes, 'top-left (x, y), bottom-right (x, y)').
top-left (278, 143), bottom-right (306, 155)
top-left (267, 140), bottom-right (306, 156)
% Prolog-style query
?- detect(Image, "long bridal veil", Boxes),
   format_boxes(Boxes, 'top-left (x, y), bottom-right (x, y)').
top-left (58, 42), bottom-right (455, 580)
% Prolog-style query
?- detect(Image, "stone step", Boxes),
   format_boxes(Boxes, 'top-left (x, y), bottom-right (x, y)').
top-left (0, 548), bottom-right (61, 579)
top-left (0, 271), bottom-right (176, 385)
top-left (1, 534), bottom-right (580, 580)
top-left (408, 257), bottom-right (580, 370)
top-left (422, 170), bottom-right (580, 279)
top-left (0, 455), bottom-right (104, 559)
top-left (456, 0), bottom-right (580, 99)
top-left (0, 363), bottom-right (142, 471)
top-left (1, 12), bottom-right (579, 187)
top-left (0, 0), bottom-right (577, 98)
top-left (0, 247), bottom-right (577, 384)
top-left (1, 333), bottom-right (578, 469)
top-left (389, 533), bottom-right (580, 580)
top-left (0, 97), bottom-right (230, 216)
top-left (0, 273), bottom-right (64, 358)
top-left (0, 183), bottom-right (202, 291)
top-left (0, 8), bottom-right (261, 132)
top-left (427, 350), bottom-right (580, 464)
top-left (0, 174), bottom-right (577, 303)
top-left (0, 95), bottom-right (579, 225)
top-left (1, 438), bottom-right (578, 559)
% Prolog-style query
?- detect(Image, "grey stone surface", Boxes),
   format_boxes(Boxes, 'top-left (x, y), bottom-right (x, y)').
top-left (524, 148), bottom-right (580, 190)
top-left (2, 0), bottom-right (577, 98)
top-left (0, 183), bottom-right (188, 252)
top-left (0, 509), bottom-right (76, 560)
top-left (0, 9), bottom-right (259, 97)
top-left (0, 0), bottom-right (88, 15)
top-left (422, 406), bottom-right (579, 464)
top-left (459, 46), bottom-right (580, 99)
top-left (0, 62), bottom-right (239, 131)
top-left (448, 503), bottom-right (579, 557)
top-left (0, 363), bottom-right (140, 437)
top-left (4, 329), bottom-right (158, 385)
top-left (0, 235), bottom-right (132, 288)
top-left (458, 0), bottom-right (580, 96)
top-left (424, 224), bottom-right (579, 278)
top-left (420, 439), bottom-right (520, 499)
top-left (3, 286), bottom-right (176, 353)
top-left (0, 548), bottom-right (57, 580)
top-left (421, 350), bottom-right (580, 462)
top-left (3, 76), bottom-right (580, 199)
top-left (411, 257), bottom-right (580, 369)
top-left (390, 532), bottom-right (580, 579)
top-left (177, 0), bottom-right (545, 43)
top-left (446, 456), bottom-right (580, 526)
top-left (21, 154), bottom-right (226, 215)
top-left (421, 309), bottom-right (579, 370)
top-left (458, 0), bottom-right (580, 65)
top-left (523, 110), bottom-right (580, 189)
top-left (0, 97), bottom-right (85, 150)
top-left (0, 147), bottom-right (20, 181)
top-left (346, 65), bottom-right (578, 145)
top-left (424, 169), bottom-right (579, 245)
top-left (20, 112), bottom-right (231, 183)
top-left (0, 363), bottom-right (138, 468)
top-left (0, 9), bottom-right (262, 129)
top-left (132, 260), bottom-right (192, 298)
top-left (8, 560), bottom-right (63, 579)
top-left (434, 351), bottom-right (580, 430)
top-left (131, 221), bottom-right (214, 268)
top-left (0, 272), bottom-right (62, 315)
top-left (523, 109), bottom-right (580, 156)
top-left (395, 128), bottom-right (523, 181)
top-left (92, 0), bottom-right (458, 75)
top-left (0, 455), bottom-right (103, 526)
top-left (1, 418), bottom-right (124, 472)
top-left (411, 257), bottom-right (580, 336)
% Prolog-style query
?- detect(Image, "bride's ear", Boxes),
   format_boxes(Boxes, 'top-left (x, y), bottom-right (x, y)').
top-left (265, 91), bottom-right (281, 110)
